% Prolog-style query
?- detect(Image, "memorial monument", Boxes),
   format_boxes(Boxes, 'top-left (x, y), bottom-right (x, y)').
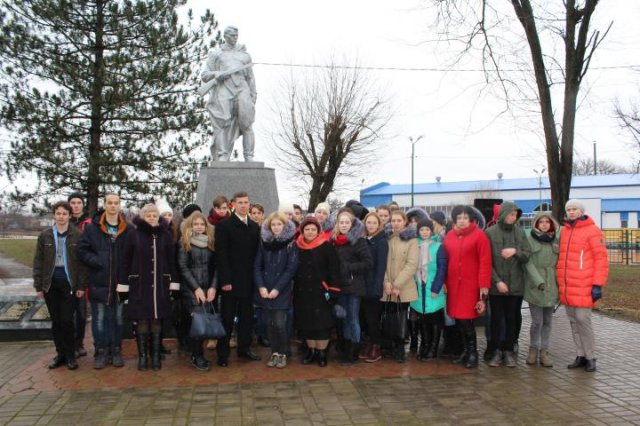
top-left (195, 26), bottom-right (279, 214)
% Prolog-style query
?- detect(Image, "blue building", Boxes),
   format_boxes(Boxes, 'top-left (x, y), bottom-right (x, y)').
top-left (360, 174), bottom-right (640, 229)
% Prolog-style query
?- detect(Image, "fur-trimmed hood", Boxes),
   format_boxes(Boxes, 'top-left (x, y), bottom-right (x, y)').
top-left (321, 214), bottom-right (336, 232)
top-left (332, 217), bottom-right (365, 245)
top-left (133, 215), bottom-right (169, 236)
top-left (395, 224), bottom-right (417, 241)
top-left (261, 219), bottom-right (297, 243)
top-left (406, 207), bottom-right (430, 224)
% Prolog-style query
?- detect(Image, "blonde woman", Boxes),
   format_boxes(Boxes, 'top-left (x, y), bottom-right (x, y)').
top-left (177, 212), bottom-right (216, 371)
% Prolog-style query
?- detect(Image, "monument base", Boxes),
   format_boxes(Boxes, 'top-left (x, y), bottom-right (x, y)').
top-left (195, 162), bottom-right (280, 216)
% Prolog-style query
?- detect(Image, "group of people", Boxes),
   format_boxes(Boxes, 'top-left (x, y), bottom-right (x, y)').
top-left (33, 191), bottom-right (608, 373)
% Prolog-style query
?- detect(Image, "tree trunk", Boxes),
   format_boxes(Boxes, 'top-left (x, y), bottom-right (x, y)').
top-left (87, 0), bottom-right (105, 215)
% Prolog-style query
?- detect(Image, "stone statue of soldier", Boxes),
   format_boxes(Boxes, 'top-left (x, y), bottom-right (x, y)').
top-left (200, 26), bottom-right (257, 162)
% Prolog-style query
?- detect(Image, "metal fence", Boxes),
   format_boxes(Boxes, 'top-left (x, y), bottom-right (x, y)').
top-left (603, 229), bottom-right (640, 265)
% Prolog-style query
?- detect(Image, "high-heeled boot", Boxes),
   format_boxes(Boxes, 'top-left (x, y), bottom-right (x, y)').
top-left (151, 332), bottom-right (162, 371)
top-left (136, 333), bottom-right (149, 371)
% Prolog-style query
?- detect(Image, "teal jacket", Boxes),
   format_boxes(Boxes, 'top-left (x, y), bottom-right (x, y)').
top-left (485, 201), bottom-right (531, 297)
top-left (524, 212), bottom-right (560, 308)
top-left (410, 236), bottom-right (447, 314)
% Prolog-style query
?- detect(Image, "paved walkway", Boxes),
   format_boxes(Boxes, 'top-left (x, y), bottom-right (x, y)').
top-left (0, 306), bottom-right (639, 425)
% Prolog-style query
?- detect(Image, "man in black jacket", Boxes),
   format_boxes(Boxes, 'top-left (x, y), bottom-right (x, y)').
top-left (77, 193), bottom-right (131, 369)
top-left (215, 191), bottom-right (261, 366)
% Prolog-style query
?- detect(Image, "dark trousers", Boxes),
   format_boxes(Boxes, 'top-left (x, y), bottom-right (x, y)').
top-left (73, 296), bottom-right (87, 350)
top-left (265, 309), bottom-right (288, 355)
top-left (489, 295), bottom-right (519, 351)
top-left (361, 298), bottom-right (383, 345)
top-left (44, 278), bottom-right (76, 358)
top-left (217, 293), bottom-right (253, 359)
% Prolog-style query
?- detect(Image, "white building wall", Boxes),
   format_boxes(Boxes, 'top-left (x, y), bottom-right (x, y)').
top-left (629, 212), bottom-right (638, 229)
top-left (602, 213), bottom-right (620, 229)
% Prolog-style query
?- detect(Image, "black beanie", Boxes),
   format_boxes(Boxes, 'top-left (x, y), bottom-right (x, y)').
top-left (182, 203), bottom-right (202, 219)
top-left (417, 218), bottom-right (434, 234)
top-left (430, 211), bottom-right (446, 227)
top-left (67, 192), bottom-right (85, 205)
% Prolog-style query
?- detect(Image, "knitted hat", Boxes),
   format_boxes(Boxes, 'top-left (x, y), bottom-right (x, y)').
top-left (345, 200), bottom-right (369, 221)
top-left (182, 203), bottom-right (201, 219)
top-left (299, 215), bottom-right (322, 233)
top-left (315, 202), bottom-right (331, 215)
top-left (565, 199), bottom-right (586, 213)
top-left (67, 192), bottom-right (85, 205)
top-left (417, 218), bottom-right (434, 234)
top-left (155, 198), bottom-right (173, 215)
top-left (430, 211), bottom-right (446, 227)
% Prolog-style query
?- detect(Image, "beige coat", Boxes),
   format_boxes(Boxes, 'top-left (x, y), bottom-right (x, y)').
top-left (382, 231), bottom-right (419, 303)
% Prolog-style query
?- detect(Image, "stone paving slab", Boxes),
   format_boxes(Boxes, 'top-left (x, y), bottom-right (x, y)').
top-left (0, 308), bottom-right (639, 424)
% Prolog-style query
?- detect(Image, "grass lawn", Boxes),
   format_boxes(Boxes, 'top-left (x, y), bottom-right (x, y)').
top-left (596, 265), bottom-right (640, 323)
top-left (0, 239), bottom-right (37, 268)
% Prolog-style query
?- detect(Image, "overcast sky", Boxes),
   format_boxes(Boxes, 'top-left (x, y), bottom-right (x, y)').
top-left (188, 0), bottom-right (640, 207)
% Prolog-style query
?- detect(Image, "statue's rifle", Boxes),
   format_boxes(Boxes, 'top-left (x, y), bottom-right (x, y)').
top-left (196, 63), bottom-right (254, 96)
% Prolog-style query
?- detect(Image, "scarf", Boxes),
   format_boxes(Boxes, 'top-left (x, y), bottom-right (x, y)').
top-left (296, 233), bottom-right (327, 250)
top-left (332, 234), bottom-right (349, 246)
top-left (531, 230), bottom-right (555, 243)
top-left (191, 233), bottom-right (210, 248)
top-left (207, 209), bottom-right (229, 226)
top-left (416, 237), bottom-right (433, 284)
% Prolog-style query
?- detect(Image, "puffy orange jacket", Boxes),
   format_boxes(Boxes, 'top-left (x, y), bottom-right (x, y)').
top-left (556, 216), bottom-right (608, 308)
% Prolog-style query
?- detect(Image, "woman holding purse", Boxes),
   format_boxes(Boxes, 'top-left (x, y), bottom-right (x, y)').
top-left (382, 210), bottom-right (419, 363)
top-left (177, 211), bottom-right (216, 371)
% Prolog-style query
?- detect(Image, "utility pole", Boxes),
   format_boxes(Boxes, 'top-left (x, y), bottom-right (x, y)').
top-left (409, 135), bottom-right (424, 207)
top-left (593, 142), bottom-right (597, 175)
top-left (533, 167), bottom-right (546, 210)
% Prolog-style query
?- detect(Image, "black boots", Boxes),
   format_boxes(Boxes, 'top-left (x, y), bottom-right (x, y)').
top-left (567, 356), bottom-right (587, 369)
top-left (409, 321), bottom-right (419, 352)
top-left (417, 321), bottom-right (433, 361)
top-left (317, 349), bottom-right (328, 367)
top-left (136, 333), bottom-right (149, 371)
top-left (453, 320), bottom-right (478, 368)
top-left (151, 333), bottom-right (162, 371)
top-left (302, 348), bottom-right (318, 365)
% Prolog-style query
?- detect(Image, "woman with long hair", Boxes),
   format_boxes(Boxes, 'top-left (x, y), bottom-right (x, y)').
top-left (177, 211), bottom-right (216, 371)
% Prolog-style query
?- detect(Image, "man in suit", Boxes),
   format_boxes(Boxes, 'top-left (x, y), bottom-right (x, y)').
top-left (215, 191), bottom-right (261, 366)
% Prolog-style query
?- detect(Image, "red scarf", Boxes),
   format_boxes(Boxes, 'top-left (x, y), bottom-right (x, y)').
top-left (296, 233), bottom-right (327, 250)
top-left (207, 209), bottom-right (229, 226)
top-left (332, 234), bottom-right (349, 246)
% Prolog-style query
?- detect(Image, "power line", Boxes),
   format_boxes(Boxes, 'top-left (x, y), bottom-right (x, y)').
top-left (254, 62), bottom-right (640, 73)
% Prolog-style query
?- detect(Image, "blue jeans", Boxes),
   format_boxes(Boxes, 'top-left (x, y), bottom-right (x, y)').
top-left (338, 294), bottom-right (361, 343)
top-left (91, 302), bottom-right (124, 349)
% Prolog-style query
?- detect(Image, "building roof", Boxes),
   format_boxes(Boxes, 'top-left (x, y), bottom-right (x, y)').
top-left (361, 174), bottom-right (640, 196)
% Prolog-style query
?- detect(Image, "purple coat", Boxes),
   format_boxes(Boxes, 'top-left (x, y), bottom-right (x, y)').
top-left (119, 217), bottom-right (178, 320)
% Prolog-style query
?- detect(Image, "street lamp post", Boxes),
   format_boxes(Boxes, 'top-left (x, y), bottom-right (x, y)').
top-left (533, 167), bottom-right (546, 211)
top-left (409, 135), bottom-right (424, 208)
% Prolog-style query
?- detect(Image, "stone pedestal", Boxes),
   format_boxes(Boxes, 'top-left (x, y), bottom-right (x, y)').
top-left (195, 162), bottom-right (279, 216)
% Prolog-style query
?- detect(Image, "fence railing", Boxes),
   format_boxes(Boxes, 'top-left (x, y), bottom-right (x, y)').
top-left (603, 229), bottom-right (640, 265)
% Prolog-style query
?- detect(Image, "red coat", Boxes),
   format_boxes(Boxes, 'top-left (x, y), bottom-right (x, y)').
top-left (443, 223), bottom-right (492, 319)
top-left (557, 216), bottom-right (608, 308)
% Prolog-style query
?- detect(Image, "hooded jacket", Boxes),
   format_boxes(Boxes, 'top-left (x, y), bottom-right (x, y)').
top-left (524, 212), bottom-right (560, 308)
top-left (485, 201), bottom-right (531, 296)
top-left (77, 211), bottom-right (131, 304)
top-left (364, 230), bottom-right (389, 299)
top-left (556, 215), bottom-right (608, 308)
top-left (382, 226), bottom-right (419, 303)
top-left (253, 220), bottom-right (298, 309)
top-left (331, 218), bottom-right (373, 297)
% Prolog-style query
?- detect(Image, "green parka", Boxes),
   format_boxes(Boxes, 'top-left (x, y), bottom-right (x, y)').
top-left (524, 212), bottom-right (560, 308)
top-left (485, 201), bottom-right (531, 296)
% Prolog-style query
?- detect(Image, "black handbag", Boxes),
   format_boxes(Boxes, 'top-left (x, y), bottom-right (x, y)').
top-left (380, 296), bottom-right (408, 340)
top-left (189, 303), bottom-right (226, 340)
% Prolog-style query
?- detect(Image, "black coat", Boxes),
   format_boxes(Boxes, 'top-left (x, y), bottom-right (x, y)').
top-left (77, 212), bottom-right (131, 305)
top-left (364, 231), bottom-right (389, 299)
top-left (293, 240), bottom-right (341, 331)
top-left (119, 217), bottom-right (178, 320)
top-left (331, 219), bottom-right (373, 296)
top-left (253, 220), bottom-right (298, 310)
top-left (214, 214), bottom-right (260, 297)
top-left (177, 243), bottom-right (216, 312)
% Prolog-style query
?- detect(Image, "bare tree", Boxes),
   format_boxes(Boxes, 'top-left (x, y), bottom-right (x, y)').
top-left (270, 61), bottom-right (390, 211)
top-left (615, 96), bottom-right (640, 171)
top-left (427, 0), bottom-right (611, 221)
top-left (572, 157), bottom-right (630, 176)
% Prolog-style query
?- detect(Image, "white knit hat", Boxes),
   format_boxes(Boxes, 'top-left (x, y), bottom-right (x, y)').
top-left (565, 199), bottom-right (586, 213)
top-left (279, 201), bottom-right (294, 214)
top-left (155, 198), bottom-right (173, 215)
top-left (315, 202), bottom-right (331, 215)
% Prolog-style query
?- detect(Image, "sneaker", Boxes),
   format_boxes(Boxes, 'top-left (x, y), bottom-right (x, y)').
top-left (275, 354), bottom-right (287, 369)
top-left (503, 351), bottom-right (517, 368)
top-left (191, 355), bottom-right (210, 371)
top-left (487, 350), bottom-right (502, 367)
top-left (266, 353), bottom-right (279, 368)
